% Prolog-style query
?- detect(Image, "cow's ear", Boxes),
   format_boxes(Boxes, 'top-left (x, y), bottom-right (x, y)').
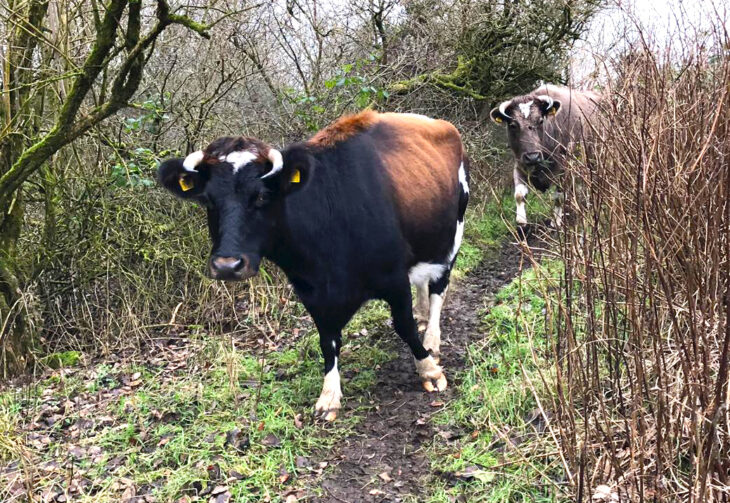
top-left (490, 107), bottom-right (510, 125)
top-left (540, 99), bottom-right (561, 117)
top-left (157, 158), bottom-right (208, 199)
top-left (268, 148), bottom-right (313, 196)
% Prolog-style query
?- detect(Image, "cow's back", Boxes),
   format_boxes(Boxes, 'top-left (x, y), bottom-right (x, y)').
top-left (306, 111), bottom-right (464, 266)
top-left (534, 84), bottom-right (599, 154)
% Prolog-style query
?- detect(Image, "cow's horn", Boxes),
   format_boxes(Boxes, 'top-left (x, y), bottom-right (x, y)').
top-left (536, 95), bottom-right (554, 109)
top-left (498, 100), bottom-right (512, 119)
top-left (182, 150), bottom-right (204, 172)
top-left (260, 148), bottom-right (284, 179)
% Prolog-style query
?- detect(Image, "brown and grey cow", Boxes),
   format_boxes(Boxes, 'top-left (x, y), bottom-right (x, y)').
top-left (490, 84), bottom-right (599, 229)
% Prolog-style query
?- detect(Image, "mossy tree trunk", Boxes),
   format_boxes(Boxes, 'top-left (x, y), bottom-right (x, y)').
top-left (0, 0), bottom-right (210, 377)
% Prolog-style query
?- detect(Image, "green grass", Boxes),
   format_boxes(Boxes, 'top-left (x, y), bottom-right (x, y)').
top-left (0, 303), bottom-right (394, 502)
top-left (427, 252), bottom-right (566, 500)
top-left (455, 189), bottom-right (553, 276)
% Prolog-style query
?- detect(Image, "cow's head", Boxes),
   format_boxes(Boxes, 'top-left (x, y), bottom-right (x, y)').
top-left (158, 136), bottom-right (311, 281)
top-left (490, 95), bottom-right (561, 166)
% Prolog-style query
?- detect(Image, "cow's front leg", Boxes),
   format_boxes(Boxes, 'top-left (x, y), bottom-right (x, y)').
top-left (514, 166), bottom-right (529, 227)
top-left (552, 190), bottom-right (564, 229)
top-left (315, 332), bottom-right (342, 422)
top-left (387, 282), bottom-right (447, 393)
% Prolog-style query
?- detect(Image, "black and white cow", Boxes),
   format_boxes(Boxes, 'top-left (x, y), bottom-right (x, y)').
top-left (490, 84), bottom-right (599, 229)
top-left (157, 111), bottom-right (469, 420)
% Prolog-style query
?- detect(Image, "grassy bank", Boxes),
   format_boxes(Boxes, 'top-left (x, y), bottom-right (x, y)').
top-left (424, 261), bottom-right (564, 502)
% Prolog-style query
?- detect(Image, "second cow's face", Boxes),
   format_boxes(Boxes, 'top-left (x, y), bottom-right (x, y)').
top-left (490, 96), bottom-right (561, 167)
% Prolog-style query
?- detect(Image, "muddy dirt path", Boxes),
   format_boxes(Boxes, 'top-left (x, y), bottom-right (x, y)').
top-left (316, 239), bottom-right (536, 502)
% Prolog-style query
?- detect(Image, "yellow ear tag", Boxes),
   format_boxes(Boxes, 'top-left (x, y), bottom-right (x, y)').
top-left (548, 107), bottom-right (557, 116)
top-left (494, 116), bottom-right (503, 124)
top-left (290, 169), bottom-right (301, 184)
top-left (179, 175), bottom-right (194, 192)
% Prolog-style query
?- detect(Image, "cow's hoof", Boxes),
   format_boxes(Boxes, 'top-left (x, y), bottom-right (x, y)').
top-left (422, 373), bottom-right (448, 392)
top-left (415, 355), bottom-right (447, 392)
top-left (417, 320), bottom-right (428, 333)
top-left (317, 409), bottom-right (338, 422)
top-left (315, 390), bottom-right (341, 422)
top-left (315, 404), bottom-right (340, 422)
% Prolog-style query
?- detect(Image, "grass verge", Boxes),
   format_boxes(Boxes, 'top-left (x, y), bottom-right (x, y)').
top-left (428, 198), bottom-right (566, 501)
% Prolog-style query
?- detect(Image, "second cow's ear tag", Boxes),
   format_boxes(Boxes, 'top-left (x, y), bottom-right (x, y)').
top-left (290, 169), bottom-right (301, 184)
top-left (179, 175), bottom-right (194, 192)
top-left (494, 116), bottom-right (503, 124)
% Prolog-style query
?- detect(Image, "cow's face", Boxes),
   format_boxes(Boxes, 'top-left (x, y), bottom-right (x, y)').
top-left (490, 95), bottom-right (561, 167)
top-left (158, 137), bottom-right (310, 281)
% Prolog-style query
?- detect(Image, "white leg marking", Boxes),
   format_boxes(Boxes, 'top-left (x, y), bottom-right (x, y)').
top-left (414, 355), bottom-right (447, 392)
top-left (422, 292), bottom-right (445, 359)
top-left (316, 357), bottom-right (342, 421)
top-left (515, 183), bottom-right (529, 226)
top-left (414, 283), bottom-right (430, 331)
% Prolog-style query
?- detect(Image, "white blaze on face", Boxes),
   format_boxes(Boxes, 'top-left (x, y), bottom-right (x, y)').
top-left (226, 151), bottom-right (258, 173)
top-left (518, 101), bottom-right (534, 119)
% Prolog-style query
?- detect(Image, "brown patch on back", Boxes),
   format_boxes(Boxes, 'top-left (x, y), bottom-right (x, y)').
top-left (308, 110), bottom-right (379, 147)
top-left (375, 113), bottom-right (463, 230)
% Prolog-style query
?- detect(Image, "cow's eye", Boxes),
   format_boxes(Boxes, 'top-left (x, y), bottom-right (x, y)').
top-left (253, 191), bottom-right (268, 208)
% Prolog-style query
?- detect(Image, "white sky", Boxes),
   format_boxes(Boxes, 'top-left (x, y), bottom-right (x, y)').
top-left (570, 0), bottom-right (727, 84)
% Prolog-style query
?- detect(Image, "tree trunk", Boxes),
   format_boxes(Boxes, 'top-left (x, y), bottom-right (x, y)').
top-left (0, 191), bottom-right (37, 378)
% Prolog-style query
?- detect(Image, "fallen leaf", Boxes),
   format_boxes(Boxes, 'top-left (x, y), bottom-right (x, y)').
top-left (453, 466), bottom-right (494, 483)
top-left (261, 434), bottom-right (281, 447)
top-left (378, 471), bottom-right (392, 482)
top-left (293, 414), bottom-right (303, 429)
top-left (430, 400), bottom-right (444, 407)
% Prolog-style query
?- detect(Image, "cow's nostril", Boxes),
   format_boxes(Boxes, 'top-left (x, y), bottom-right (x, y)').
top-left (523, 152), bottom-right (542, 163)
top-left (211, 256), bottom-right (244, 273)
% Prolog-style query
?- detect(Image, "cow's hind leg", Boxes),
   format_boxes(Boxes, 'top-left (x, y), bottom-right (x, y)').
top-left (423, 268), bottom-right (450, 364)
top-left (386, 281), bottom-right (447, 393)
top-left (413, 282), bottom-right (430, 332)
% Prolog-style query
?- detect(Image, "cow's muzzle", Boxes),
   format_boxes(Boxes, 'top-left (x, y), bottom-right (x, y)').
top-left (209, 255), bottom-right (257, 281)
top-left (522, 151), bottom-right (544, 165)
